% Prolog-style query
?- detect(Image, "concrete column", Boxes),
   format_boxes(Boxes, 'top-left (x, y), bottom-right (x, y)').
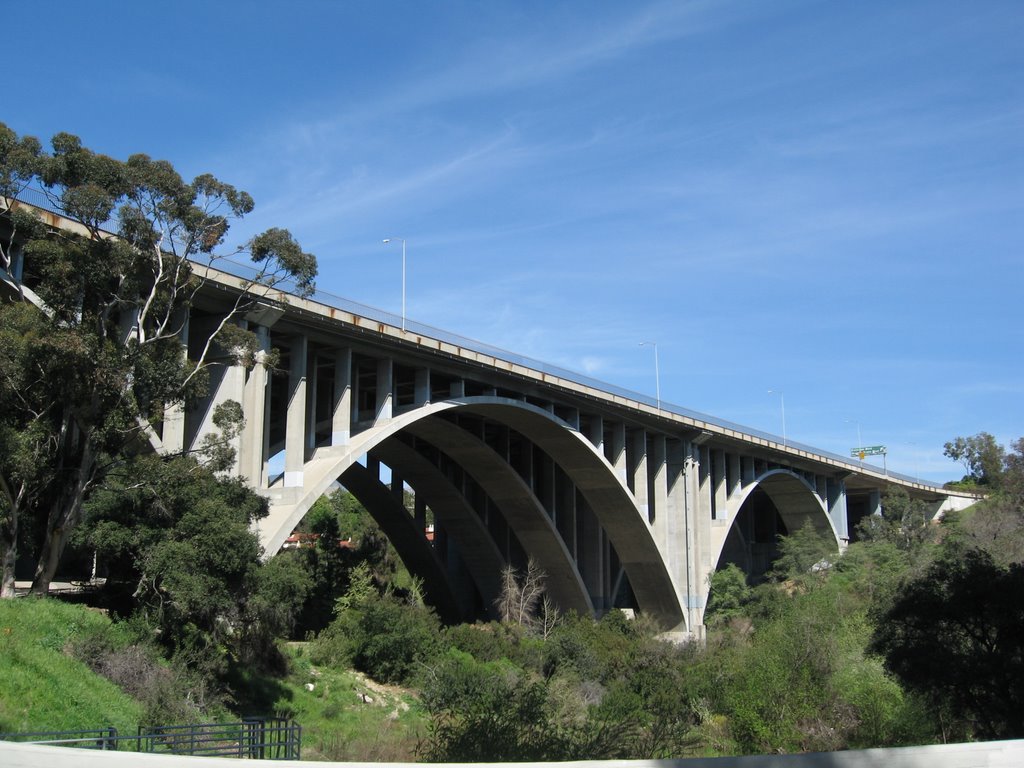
top-left (741, 456), bottom-right (755, 486)
top-left (578, 500), bottom-right (605, 610)
top-left (331, 349), bottom-right (352, 446)
top-left (610, 422), bottom-right (627, 485)
top-left (415, 494), bottom-right (428, 531)
top-left (8, 242), bottom-right (25, 281)
top-left (631, 430), bottom-right (649, 520)
top-left (240, 325), bottom-right (270, 485)
top-left (540, 451), bottom-right (556, 521)
top-left (869, 489), bottom-right (882, 517)
top-left (392, 469), bottom-right (405, 507)
top-left (555, 467), bottom-right (576, 558)
top-left (664, 439), bottom-right (686, 572)
top-left (306, 351), bottom-right (318, 453)
top-left (414, 368), bottom-right (431, 405)
top-left (712, 449), bottom-right (728, 520)
top-left (651, 434), bottom-right (668, 532)
top-left (284, 335), bottom-right (308, 487)
top-left (698, 446), bottom-right (711, 517)
top-left (366, 455), bottom-right (380, 481)
top-left (827, 476), bottom-right (850, 543)
top-left (563, 408), bottom-right (579, 430)
top-left (728, 453), bottom-right (741, 498)
top-left (375, 358), bottom-right (393, 424)
top-left (118, 306), bottom-right (140, 346)
top-left (450, 379), bottom-right (465, 398)
top-left (587, 414), bottom-right (604, 453)
top-left (161, 310), bottom-right (190, 454)
top-left (815, 474), bottom-right (828, 506)
top-left (684, 442), bottom-right (707, 636)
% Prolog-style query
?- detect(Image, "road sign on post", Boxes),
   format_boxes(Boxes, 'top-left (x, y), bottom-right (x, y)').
top-left (851, 445), bottom-right (887, 458)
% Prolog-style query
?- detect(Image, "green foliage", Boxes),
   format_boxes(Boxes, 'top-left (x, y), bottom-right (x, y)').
top-left (771, 521), bottom-right (838, 585)
top-left (943, 432), bottom-right (1006, 489)
top-left (272, 645), bottom-right (424, 762)
top-left (313, 592), bottom-right (444, 685)
top-left (705, 564), bottom-right (752, 626)
top-left (857, 488), bottom-right (933, 553)
top-left (0, 599), bottom-right (143, 732)
top-left (419, 650), bottom-right (578, 761)
top-left (443, 621), bottom-right (540, 667)
top-left (871, 544), bottom-right (1024, 740)
top-left (0, 120), bottom-right (317, 594)
top-left (78, 453), bottom-right (308, 679)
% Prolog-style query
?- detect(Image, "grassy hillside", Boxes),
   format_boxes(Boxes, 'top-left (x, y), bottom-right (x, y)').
top-left (0, 599), bottom-right (142, 734)
top-left (232, 642), bottom-right (427, 762)
top-left (0, 599), bottom-right (426, 759)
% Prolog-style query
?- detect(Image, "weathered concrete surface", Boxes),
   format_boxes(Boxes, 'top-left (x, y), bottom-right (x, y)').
top-left (2, 738), bottom-right (1023, 767)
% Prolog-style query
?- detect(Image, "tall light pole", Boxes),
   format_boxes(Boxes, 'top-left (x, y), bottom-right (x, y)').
top-left (639, 341), bottom-right (660, 410)
top-left (382, 238), bottom-right (406, 332)
top-left (768, 389), bottom-right (786, 447)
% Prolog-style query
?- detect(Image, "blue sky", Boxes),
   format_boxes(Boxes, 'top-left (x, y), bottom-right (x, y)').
top-left (6, 1), bottom-right (1022, 483)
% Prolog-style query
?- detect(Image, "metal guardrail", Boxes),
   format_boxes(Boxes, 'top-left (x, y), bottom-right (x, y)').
top-left (0, 727), bottom-right (118, 750)
top-left (4, 186), bottom-right (950, 492)
top-left (138, 719), bottom-right (300, 760)
top-left (0, 718), bottom-right (300, 759)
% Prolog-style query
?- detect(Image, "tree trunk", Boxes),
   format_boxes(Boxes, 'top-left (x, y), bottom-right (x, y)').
top-left (30, 440), bottom-right (94, 596)
top-left (1, 516), bottom-right (17, 599)
top-left (0, 480), bottom-right (22, 599)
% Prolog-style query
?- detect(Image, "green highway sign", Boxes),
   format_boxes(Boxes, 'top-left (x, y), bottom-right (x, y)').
top-left (851, 445), bottom-right (887, 457)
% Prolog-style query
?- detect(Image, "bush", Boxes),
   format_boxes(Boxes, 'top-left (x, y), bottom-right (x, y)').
top-left (313, 594), bottom-right (444, 685)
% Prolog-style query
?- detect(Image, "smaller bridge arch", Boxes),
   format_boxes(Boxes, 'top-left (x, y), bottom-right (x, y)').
top-left (714, 468), bottom-right (838, 582)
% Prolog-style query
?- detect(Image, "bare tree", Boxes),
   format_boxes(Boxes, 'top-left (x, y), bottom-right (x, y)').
top-left (495, 558), bottom-right (548, 629)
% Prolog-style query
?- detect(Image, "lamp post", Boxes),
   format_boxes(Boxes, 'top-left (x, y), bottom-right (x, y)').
top-left (768, 389), bottom-right (786, 447)
top-left (382, 237), bottom-right (406, 332)
top-left (639, 341), bottom-right (660, 410)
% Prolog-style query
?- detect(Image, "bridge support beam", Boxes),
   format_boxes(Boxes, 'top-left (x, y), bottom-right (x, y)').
top-left (284, 335), bottom-right (307, 487)
top-left (161, 310), bottom-right (189, 455)
top-left (241, 325), bottom-right (271, 485)
top-left (827, 476), bottom-right (850, 544)
top-left (375, 358), bottom-right (393, 424)
top-left (331, 348), bottom-right (352, 447)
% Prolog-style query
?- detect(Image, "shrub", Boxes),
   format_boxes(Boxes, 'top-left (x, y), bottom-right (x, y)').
top-left (314, 594), bottom-right (444, 685)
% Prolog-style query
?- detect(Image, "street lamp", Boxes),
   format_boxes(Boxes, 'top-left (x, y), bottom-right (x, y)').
top-left (768, 389), bottom-right (786, 447)
top-left (382, 238), bottom-right (406, 332)
top-left (639, 341), bottom-right (660, 409)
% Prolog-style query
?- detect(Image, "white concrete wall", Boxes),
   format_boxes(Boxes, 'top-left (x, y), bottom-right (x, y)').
top-left (3, 738), bottom-right (1023, 768)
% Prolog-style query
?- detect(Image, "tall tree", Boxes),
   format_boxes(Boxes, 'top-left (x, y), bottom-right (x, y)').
top-left (943, 432), bottom-right (1006, 489)
top-left (0, 122), bottom-right (316, 595)
top-left (871, 545), bottom-right (1024, 740)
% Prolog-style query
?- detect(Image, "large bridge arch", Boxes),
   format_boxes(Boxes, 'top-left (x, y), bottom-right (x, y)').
top-left (257, 397), bottom-right (685, 629)
top-left (715, 468), bottom-right (838, 580)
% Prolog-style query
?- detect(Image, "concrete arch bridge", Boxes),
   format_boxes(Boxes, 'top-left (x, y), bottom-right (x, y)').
top-left (170, 267), bottom-right (975, 638)
top-left (0, 208), bottom-right (976, 637)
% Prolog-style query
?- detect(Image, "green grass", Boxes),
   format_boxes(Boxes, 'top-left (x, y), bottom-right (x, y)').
top-left (271, 643), bottom-right (427, 762)
top-left (0, 598), bottom-right (143, 734)
top-left (0, 600), bottom-right (428, 760)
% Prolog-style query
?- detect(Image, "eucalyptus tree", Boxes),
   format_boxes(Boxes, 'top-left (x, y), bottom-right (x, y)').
top-left (0, 122), bottom-right (316, 596)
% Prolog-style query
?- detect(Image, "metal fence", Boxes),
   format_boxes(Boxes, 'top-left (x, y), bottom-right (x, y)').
top-left (0, 718), bottom-right (300, 760)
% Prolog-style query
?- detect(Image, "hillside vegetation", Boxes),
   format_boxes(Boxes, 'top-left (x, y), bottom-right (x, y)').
top-left (0, 600), bottom-right (142, 734)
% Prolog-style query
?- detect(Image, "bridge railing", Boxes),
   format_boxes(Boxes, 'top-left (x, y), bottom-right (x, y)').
top-left (0, 719), bottom-right (300, 759)
top-left (5, 187), bottom-right (946, 492)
